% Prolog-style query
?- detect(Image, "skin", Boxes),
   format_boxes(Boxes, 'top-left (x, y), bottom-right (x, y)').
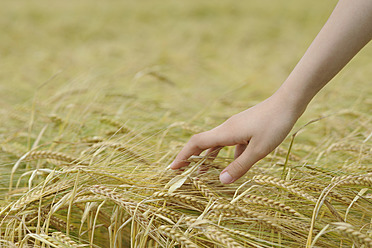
top-left (170, 0), bottom-right (372, 184)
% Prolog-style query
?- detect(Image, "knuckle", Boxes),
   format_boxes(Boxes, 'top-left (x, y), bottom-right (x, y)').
top-left (224, 115), bottom-right (237, 127)
top-left (231, 159), bottom-right (246, 173)
top-left (251, 145), bottom-right (269, 160)
top-left (189, 133), bottom-right (204, 149)
top-left (190, 133), bottom-right (202, 143)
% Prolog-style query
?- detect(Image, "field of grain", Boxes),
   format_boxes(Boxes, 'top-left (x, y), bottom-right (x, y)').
top-left (1, 0), bottom-right (371, 247)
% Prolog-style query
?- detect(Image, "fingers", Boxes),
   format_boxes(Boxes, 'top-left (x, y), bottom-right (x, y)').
top-left (205, 146), bottom-right (223, 160)
top-left (198, 146), bottom-right (223, 174)
top-left (234, 144), bottom-right (247, 159)
top-left (170, 129), bottom-right (227, 169)
top-left (220, 140), bottom-right (265, 184)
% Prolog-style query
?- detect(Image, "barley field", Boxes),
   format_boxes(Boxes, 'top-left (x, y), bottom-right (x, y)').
top-left (0, 0), bottom-right (371, 247)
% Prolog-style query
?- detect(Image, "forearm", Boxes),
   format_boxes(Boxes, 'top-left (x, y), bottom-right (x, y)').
top-left (276, 0), bottom-right (372, 116)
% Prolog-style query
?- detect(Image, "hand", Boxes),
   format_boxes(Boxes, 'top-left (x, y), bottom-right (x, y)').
top-left (171, 0), bottom-right (372, 184)
top-left (169, 93), bottom-right (304, 184)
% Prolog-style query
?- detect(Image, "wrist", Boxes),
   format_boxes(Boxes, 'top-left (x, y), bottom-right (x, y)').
top-left (272, 84), bottom-right (309, 120)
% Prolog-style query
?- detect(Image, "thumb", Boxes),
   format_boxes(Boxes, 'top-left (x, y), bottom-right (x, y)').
top-left (219, 142), bottom-right (263, 184)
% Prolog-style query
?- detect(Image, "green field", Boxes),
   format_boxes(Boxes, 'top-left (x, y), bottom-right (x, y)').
top-left (1, 1), bottom-right (371, 247)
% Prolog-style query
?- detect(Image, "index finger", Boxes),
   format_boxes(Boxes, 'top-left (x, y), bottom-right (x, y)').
top-left (169, 129), bottom-right (229, 169)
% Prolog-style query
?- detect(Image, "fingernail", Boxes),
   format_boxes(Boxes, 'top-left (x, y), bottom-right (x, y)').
top-left (220, 171), bottom-right (233, 184)
top-left (167, 162), bottom-right (175, 169)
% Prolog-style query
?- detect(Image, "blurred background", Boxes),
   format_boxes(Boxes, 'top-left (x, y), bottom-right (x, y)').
top-left (0, 0), bottom-right (371, 136)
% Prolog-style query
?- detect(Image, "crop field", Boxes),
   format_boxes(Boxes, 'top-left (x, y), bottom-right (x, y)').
top-left (0, 0), bottom-right (371, 247)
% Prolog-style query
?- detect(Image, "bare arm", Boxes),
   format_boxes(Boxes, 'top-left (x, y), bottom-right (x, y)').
top-left (279, 0), bottom-right (372, 112)
top-left (170, 0), bottom-right (372, 184)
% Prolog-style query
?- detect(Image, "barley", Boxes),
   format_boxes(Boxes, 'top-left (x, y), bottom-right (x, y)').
top-left (24, 150), bottom-right (86, 165)
top-left (253, 175), bottom-right (317, 203)
top-left (241, 194), bottom-right (303, 217)
top-left (342, 164), bottom-right (372, 172)
top-left (212, 204), bottom-right (282, 230)
top-left (51, 232), bottom-right (79, 247)
top-left (50, 218), bottom-right (73, 233)
top-left (1, 143), bottom-right (26, 157)
top-left (73, 195), bottom-right (107, 204)
top-left (273, 147), bottom-right (301, 161)
top-left (334, 222), bottom-right (372, 247)
top-left (153, 192), bottom-right (207, 211)
top-left (89, 185), bottom-right (149, 226)
top-left (92, 141), bottom-right (150, 164)
top-left (100, 116), bottom-right (134, 135)
top-left (199, 226), bottom-right (244, 248)
top-left (155, 207), bottom-right (181, 223)
top-left (220, 226), bottom-right (277, 247)
top-left (328, 143), bottom-right (371, 155)
top-left (158, 225), bottom-right (198, 248)
top-left (168, 121), bottom-right (204, 134)
top-left (331, 175), bottom-right (372, 187)
top-left (10, 183), bottom-right (71, 212)
top-left (293, 182), bottom-right (351, 203)
top-left (191, 177), bottom-right (220, 200)
top-left (80, 136), bottom-right (105, 144)
top-left (48, 114), bottom-right (64, 125)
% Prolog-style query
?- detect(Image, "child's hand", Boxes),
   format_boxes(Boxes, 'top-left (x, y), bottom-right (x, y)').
top-left (169, 93), bottom-right (303, 184)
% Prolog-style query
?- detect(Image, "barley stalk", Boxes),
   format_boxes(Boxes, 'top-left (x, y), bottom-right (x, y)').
top-left (329, 143), bottom-right (371, 155)
top-left (158, 225), bottom-right (198, 248)
top-left (51, 232), bottom-right (79, 247)
top-left (199, 226), bottom-right (244, 248)
top-left (92, 141), bottom-right (150, 164)
top-left (274, 147), bottom-right (301, 161)
top-left (153, 192), bottom-right (207, 211)
top-left (293, 182), bottom-right (351, 203)
top-left (253, 175), bottom-right (317, 203)
top-left (334, 222), bottom-right (372, 247)
top-left (331, 175), bottom-right (372, 187)
top-left (10, 183), bottom-right (71, 212)
top-left (155, 207), bottom-right (182, 223)
top-left (241, 194), bottom-right (303, 217)
top-left (24, 150), bottom-right (86, 165)
top-left (89, 185), bottom-right (149, 226)
top-left (212, 204), bottom-right (282, 230)
top-left (191, 177), bottom-right (220, 200)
